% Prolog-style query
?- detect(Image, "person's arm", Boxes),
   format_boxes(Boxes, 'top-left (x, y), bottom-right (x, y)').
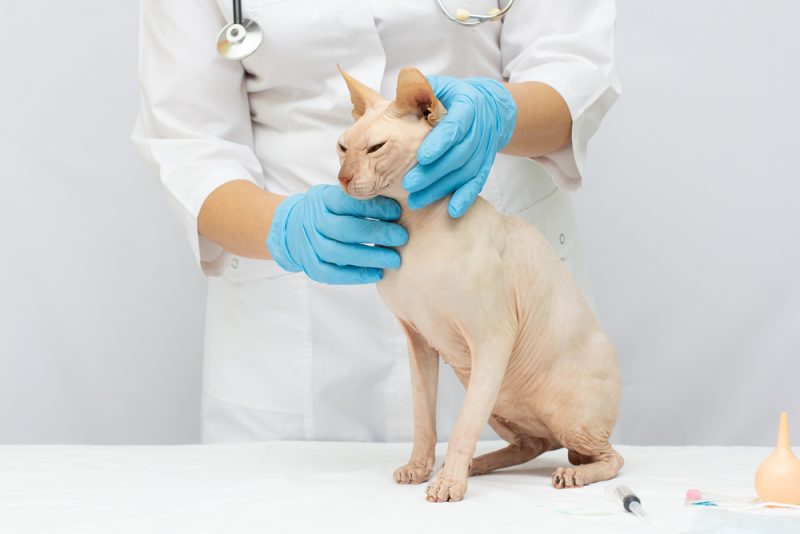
top-left (501, 81), bottom-right (572, 158)
top-left (132, 0), bottom-right (265, 275)
top-left (198, 82), bottom-right (572, 258)
top-left (402, 0), bottom-right (619, 217)
top-left (197, 180), bottom-right (284, 260)
top-left (197, 177), bottom-right (409, 285)
top-left (500, 0), bottom-right (621, 190)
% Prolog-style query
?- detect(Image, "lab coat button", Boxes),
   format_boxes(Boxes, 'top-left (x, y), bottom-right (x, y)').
top-left (231, 258), bottom-right (239, 269)
top-left (559, 233), bottom-right (566, 245)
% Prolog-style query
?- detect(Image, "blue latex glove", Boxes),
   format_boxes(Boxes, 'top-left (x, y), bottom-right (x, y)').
top-left (266, 185), bottom-right (408, 284)
top-left (402, 76), bottom-right (517, 218)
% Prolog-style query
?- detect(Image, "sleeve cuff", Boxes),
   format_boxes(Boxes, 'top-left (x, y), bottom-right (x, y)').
top-left (508, 61), bottom-right (620, 191)
top-left (158, 160), bottom-right (259, 277)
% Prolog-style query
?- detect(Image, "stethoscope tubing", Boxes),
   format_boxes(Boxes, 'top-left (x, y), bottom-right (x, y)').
top-left (232, 0), bottom-right (242, 25)
top-left (435, 0), bottom-right (515, 26)
top-left (219, 0), bottom-right (515, 59)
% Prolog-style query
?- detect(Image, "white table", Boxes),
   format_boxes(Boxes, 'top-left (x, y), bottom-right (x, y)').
top-left (2, 441), bottom-right (799, 533)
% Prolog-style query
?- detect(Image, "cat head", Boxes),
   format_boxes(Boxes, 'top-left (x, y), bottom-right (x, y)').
top-left (336, 66), bottom-right (446, 200)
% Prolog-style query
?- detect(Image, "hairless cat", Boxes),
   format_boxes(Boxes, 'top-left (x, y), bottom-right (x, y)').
top-left (336, 66), bottom-right (623, 502)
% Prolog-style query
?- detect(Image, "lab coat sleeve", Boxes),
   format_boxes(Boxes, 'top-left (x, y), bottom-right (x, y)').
top-left (500, 0), bottom-right (621, 191)
top-left (132, 0), bottom-right (264, 276)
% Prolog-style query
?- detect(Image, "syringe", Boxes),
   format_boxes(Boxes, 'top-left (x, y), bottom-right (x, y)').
top-left (607, 485), bottom-right (648, 521)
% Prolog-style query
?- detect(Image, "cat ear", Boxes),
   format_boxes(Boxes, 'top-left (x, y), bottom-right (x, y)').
top-left (338, 65), bottom-right (384, 121)
top-left (393, 67), bottom-right (446, 127)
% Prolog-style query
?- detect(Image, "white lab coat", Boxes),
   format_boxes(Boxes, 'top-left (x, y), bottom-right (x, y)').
top-left (133, 0), bottom-right (620, 443)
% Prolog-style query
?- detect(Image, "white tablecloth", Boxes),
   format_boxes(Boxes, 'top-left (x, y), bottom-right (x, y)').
top-left (1, 441), bottom-right (799, 533)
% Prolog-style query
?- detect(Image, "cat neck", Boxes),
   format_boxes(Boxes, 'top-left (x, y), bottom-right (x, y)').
top-left (380, 182), bottom-right (450, 231)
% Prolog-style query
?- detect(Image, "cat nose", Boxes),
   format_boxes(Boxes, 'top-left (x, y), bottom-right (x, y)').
top-left (338, 172), bottom-right (353, 186)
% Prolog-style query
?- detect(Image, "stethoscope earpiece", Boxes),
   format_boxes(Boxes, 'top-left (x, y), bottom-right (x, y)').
top-left (217, 0), bottom-right (516, 60)
top-left (439, 0), bottom-right (514, 26)
top-left (454, 7), bottom-right (502, 22)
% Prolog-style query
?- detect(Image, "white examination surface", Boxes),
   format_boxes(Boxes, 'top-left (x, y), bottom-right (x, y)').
top-left (1, 441), bottom-right (799, 533)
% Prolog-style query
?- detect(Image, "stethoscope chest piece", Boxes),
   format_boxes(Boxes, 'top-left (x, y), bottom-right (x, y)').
top-left (217, 18), bottom-right (263, 60)
top-left (216, 0), bottom-right (516, 61)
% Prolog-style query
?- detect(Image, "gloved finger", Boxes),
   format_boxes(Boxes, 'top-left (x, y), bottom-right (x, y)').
top-left (449, 177), bottom-right (483, 219)
top-left (415, 96), bottom-right (476, 166)
top-left (404, 126), bottom-right (482, 193)
top-left (311, 231), bottom-right (402, 269)
top-left (425, 75), bottom-right (461, 105)
top-left (424, 75), bottom-right (448, 99)
top-left (319, 213), bottom-right (408, 247)
top-left (305, 256), bottom-right (384, 285)
top-left (407, 168), bottom-right (471, 210)
top-left (416, 118), bottom-right (495, 214)
top-left (408, 129), bottom-right (491, 211)
top-left (448, 149), bottom-right (495, 218)
top-left (321, 186), bottom-right (402, 220)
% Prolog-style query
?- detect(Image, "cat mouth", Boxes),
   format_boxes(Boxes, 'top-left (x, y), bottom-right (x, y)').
top-left (346, 181), bottom-right (390, 199)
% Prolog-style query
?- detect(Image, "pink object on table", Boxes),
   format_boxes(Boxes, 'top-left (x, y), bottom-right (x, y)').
top-left (686, 489), bottom-right (702, 501)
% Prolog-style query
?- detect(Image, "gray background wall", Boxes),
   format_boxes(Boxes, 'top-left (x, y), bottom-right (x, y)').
top-left (0, 1), bottom-right (797, 445)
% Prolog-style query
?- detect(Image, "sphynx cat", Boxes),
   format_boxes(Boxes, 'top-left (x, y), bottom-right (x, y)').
top-left (336, 66), bottom-right (623, 502)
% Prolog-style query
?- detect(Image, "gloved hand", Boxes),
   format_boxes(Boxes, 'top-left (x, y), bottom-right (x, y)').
top-left (402, 76), bottom-right (517, 218)
top-left (266, 185), bottom-right (408, 284)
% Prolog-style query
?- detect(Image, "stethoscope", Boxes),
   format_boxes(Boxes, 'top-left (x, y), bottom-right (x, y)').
top-left (217, 0), bottom-right (515, 60)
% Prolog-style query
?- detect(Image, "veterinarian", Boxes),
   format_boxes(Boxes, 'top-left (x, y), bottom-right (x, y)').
top-left (133, 1), bottom-right (620, 442)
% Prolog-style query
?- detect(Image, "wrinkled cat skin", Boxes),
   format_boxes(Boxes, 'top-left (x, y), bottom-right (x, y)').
top-left (336, 67), bottom-right (623, 502)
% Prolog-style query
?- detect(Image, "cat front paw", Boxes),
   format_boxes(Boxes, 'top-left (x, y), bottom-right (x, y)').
top-left (393, 462), bottom-right (433, 484)
top-left (426, 475), bottom-right (468, 502)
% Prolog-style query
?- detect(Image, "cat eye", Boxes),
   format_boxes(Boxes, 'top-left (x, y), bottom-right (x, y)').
top-left (338, 142), bottom-right (347, 153)
top-left (367, 142), bottom-right (386, 154)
